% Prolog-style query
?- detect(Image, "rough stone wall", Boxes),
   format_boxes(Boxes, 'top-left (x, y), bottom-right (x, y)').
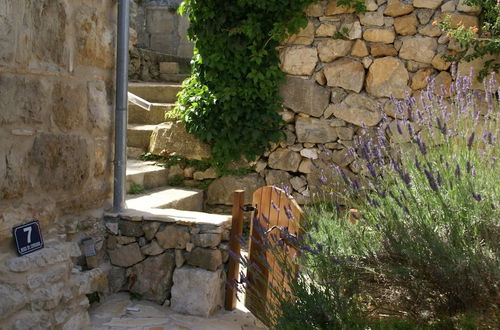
top-left (203, 0), bottom-right (494, 205)
top-left (0, 0), bottom-right (116, 328)
top-left (132, 0), bottom-right (193, 58)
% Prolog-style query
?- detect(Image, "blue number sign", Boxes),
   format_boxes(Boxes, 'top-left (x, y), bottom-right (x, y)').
top-left (13, 220), bottom-right (44, 256)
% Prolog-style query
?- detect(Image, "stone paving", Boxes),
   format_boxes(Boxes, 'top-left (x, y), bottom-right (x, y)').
top-left (89, 292), bottom-right (267, 330)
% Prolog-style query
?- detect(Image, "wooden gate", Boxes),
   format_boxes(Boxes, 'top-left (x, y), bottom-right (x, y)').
top-left (244, 186), bottom-right (303, 324)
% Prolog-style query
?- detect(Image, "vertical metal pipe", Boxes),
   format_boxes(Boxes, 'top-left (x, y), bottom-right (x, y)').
top-left (113, 0), bottom-right (130, 212)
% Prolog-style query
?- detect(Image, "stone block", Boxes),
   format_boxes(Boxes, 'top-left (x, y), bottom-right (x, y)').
top-left (366, 56), bottom-right (410, 98)
top-left (265, 170), bottom-right (292, 189)
top-left (6, 242), bottom-right (80, 272)
top-left (159, 62), bottom-right (180, 74)
top-left (30, 133), bottom-right (90, 191)
top-left (107, 266), bottom-right (126, 293)
top-left (384, 0), bottom-right (414, 16)
top-left (414, 0), bottom-right (443, 9)
top-left (326, 94), bottom-right (382, 127)
top-left (326, 0), bottom-right (356, 14)
top-left (399, 37), bottom-right (437, 64)
top-left (324, 58), bottom-right (365, 93)
top-left (192, 233), bottom-right (222, 248)
top-left (296, 117), bottom-right (338, 143)
top-left (316, 24), bottom-right (337, 37)
top-left (363, 28), bottom-right (395, 43)
top-left (108, 243), bottom-right (144, 267)
top-left (370, 44), bottom-right (398, 57)
top-left (280, 46), bottom-right (317, 76)
top-left (52, 81), bottom-right (88, 131)
top-left (359, 12), bottom-right (384, 26)
top-left (87, 80), bottom-right (112, 132)
top-left (207, 174), bottom-right (265, 205)
top-left (351, 40), bottom-right (369, 57)
top-left (31, 282), bottom-right (64, 310)
top-left (156, 225), bottom-right (190, 249)
top-left (186, 248), bottom-right (222, 271)
top-left (280, 76), bottom-right (330, 117)
top-left (141, 239), bottom-right (165, 256)
top-left (268, 148), bottom-right (302, 172)
top-left (394, 13), bottom-right (418, 35)
top-left (128, 251), bottom-right (175, 304)
top-left (175, 249), bottom-right (186, 267)
top-left (287, 22), bottom-right (315, 45)
top-left (438, 13), bottom-right (479, 29)
top-left (119, 220), bottom-right (144, 237)
top-left (149, 121), bottom-right (211, 160)
top-left (170, 266), bottom-right (225, 317)
top-left (317, 39), bottom-right (353, 62)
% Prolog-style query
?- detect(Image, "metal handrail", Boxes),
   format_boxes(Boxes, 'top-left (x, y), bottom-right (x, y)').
top-left (127, 92), bottom-right (152, 111)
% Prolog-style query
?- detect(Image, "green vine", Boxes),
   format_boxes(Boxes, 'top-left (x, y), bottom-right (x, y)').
top-left (175, 0), bottom-right (319, 167)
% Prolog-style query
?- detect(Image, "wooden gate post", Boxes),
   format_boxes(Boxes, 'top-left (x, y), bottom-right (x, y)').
top-left (225, 189), bottom-right (245, 310)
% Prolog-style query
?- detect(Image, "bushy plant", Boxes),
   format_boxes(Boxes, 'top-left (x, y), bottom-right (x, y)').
top-left (240, 72), bottom-right (499, 328)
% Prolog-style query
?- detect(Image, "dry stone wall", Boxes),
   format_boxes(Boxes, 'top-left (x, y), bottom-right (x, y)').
top-left (104, 212), bottom-right (231, 317)
top-left (0, 1), bottom-right (115, 328)
top-left (202, 0), bottom-right (495, 205)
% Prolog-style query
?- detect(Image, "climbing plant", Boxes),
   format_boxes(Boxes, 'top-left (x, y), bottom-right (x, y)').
top-left (175, 0), bottom-right (319, 167)
top-left (439, 0), bottom-right (499, 81)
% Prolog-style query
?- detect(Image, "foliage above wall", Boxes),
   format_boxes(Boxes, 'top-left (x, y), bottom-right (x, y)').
top-left (175, 0), bottom-right (320, 167)
top-left (439, 0), bottom-right (499, 81)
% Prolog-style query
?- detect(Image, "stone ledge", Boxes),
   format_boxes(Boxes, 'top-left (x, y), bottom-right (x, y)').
top-left (105, 208), bottom-right (231, 227)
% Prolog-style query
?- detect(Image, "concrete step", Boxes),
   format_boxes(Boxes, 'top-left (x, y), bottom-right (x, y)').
top-left (126, 186), bottom-right (204, 212)
top-left (129, 82), bottom-right (182, 103)
top-left (127, 124), bottom-right (156, 149)
top-left (128, 103), bottom-right (175, 125)
top-left (126, 159), bottom-right (169, 192)
top-left (159, 73), bottom-right (190, 83)
top-left (127, 147), bottom-right (145, 159)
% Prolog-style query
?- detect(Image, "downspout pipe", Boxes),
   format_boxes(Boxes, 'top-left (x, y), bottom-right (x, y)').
top-left (113, 0), bottom-right (130, 212)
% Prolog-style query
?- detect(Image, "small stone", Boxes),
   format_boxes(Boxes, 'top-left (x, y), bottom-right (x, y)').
top-left (411, 67), bottom-right (435, 90)
top-left (107, 266), bottom-right (126, 293)
top-left (156, 225), bottom-right (191, 249)
top-left (255, 160), bottom-right (267, 173)
top-left (105, 222), bottom-right (119, 235)
top-left (268, 148), bottom-right (302, 172)
top-left (192, 233), bottom-right (222, 248)
top-left (280, 47), bottom-right (318, 76)
top-left (290, 176), bottom-right (307, 191)
top-left (300, 148), bottom-right (319, 159)
top-left (184, 167), bottom-right (195, 178)
top-left (335, 127), bottom-right (355, 140)
top-left (433, 71), bottom-right (452, 96)
top-left (362, 57), bottom-right (373, 69)
top-left (287, 22), bottom-right (315, 45)
top-left (143, 222), bottom-right (161, 241)
top-left (340, 19), bottom-right (362, 40)
top-left (384, 0), bottom-right (414, 17)
top-left (330, 87), bottom-right (348, 104)
top-left (399, 36), bottom-right (437, 64)
top-left (329, 94), bottom-right (382, 127)
top-left (317, 39), bottom-right (353, 62)
top-left (419, 24), bottom-right (442, 37)
top-left (175, 249), bottom-right (185, 267)
top-left (193, 167), bottom-right (217, 180)
top-left (108, 243), bottom-right (144, 267)
top-left (306, 3), bottom-right (324, 16)
top-left (441, 1), bottom-right (456, 12)
top-left (431, 54), bottom-right (452, 71)
top-left (370, 44), bottom-right (398, 56)
top-left (363, 28), bottom-right (396, 43)
top-left (384, 16), bottom-right (395, 27)
top-left (438, 13), bottom-right (479, 29)
top-left (186, 242), bottom-right (194, 252)
top-left (315, 24), bottom-right (337, 37)
top-left (115, 236), bottom-right (136, 245)
top-left (366, 0), bottom-right (379, 10)
top-left (394, 13), bottom-right (418, 35)
top-left (298, 159), bottom-right (313, 174)
top-left (140, 239), bottom-right (164, 256)
top-left (296, 117), bottom-right (338, 143)
top-left (326, 0), bottom-right (356, 14)
top-left (416, 8), bottom-right (434, 24)
top-left (280, 76), bottom-right (330, 117)
top-left (331, 149), bottom-right (355, 167)
top-left (324, 58), bottom-right (365, 93)
top-left (406, 60), bottom-right (431, 72)
top-left (414, 0), bottom-right (443, 9)
top-left (351, 40), bottom-right (369, 57)
top-left (186, 248), bottom-right (222, 271)
top-left (359, 12), bottom-right (384, 26)
top-left (457, 0), bottom-right (482, 14)
top-left (280, 109), bottom-right (295, 122)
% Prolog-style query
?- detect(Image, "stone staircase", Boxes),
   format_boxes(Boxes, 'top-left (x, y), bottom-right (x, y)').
top-left (125, 62), bottom-right (202, 211)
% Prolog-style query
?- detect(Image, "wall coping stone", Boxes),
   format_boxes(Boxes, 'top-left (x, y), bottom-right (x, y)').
top-left (105, 208), bottom-right (231, 227)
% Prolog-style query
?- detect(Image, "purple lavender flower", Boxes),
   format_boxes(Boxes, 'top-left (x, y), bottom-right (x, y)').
top-left (424, 169), bottom-right (439, 192)
top-left (367, 162), bottom-right (378, 179)
top-left (455, 164), bottom-right (461, 178)
top-left (467, 132), bottom-right (475, 149)
top-left (472, 192), bottom-right (482, 201)
top-left (415, 136), bottom-right (427, 155)
top-left (466, 161), bottom-right (472, 174)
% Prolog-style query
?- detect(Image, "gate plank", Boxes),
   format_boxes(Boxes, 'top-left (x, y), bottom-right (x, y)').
top-left (245, 186), bottom-right (302, 325)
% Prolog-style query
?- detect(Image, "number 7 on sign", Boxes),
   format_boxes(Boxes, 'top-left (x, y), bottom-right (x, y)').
top-left (24, 226), bottom-right (32, 244)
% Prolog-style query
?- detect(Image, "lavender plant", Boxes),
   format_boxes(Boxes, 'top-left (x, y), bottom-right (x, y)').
top-left (241, 71), bottom-right (499, 328)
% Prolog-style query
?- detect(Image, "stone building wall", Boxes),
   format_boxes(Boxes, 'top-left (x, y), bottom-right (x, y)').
top-left (132, 0), bottom-right (193, 58)
top-left (0, 1), bottom-right (116, 328)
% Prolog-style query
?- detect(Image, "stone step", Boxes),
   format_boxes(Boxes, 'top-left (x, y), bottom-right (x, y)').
top-left (127, 124), bottom-right (156, 149)
top-left (128, 103), bottom-right (175, 125)
top-left (129, 82), bottom-right (182, 103)
top-left (159, 61), bottom-right (180, 74)
top-left (127, 147), bottom-right (145, 159)
top-left (159, 73), bottom-right (190, 83)
top-left (126, 159), bottom-right (169, 192)
top-left (126, 186), bottom-right (204, 212)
